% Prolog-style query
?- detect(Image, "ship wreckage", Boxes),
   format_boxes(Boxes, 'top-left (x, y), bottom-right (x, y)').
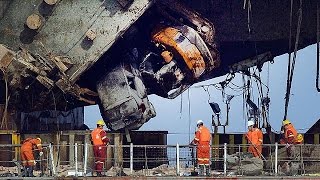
top-left (0, 0), bottom-right (318, 131)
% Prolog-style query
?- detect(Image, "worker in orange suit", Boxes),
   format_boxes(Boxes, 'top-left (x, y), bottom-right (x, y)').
top-left (191, 120), bottom-right (211, 176)
top-left (21, 137), bottom-right (43, 177)
top-left (245, 120), bottom-right (263, 158)
top-left (280, 119), bottom-right (303, 159)
top-left (91, 119), bottom-right (109, 177)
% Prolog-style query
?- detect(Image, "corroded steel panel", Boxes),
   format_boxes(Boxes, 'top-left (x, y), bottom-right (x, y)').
top-left (0, 0), bottom-right (153, 83)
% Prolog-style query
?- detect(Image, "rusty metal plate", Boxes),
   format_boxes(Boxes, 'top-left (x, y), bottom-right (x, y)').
top-left (0, 45), bottom-right (14, 70)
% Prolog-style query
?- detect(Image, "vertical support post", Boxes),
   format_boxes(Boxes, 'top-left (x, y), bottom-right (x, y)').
top-left (49, 143), bottom-right (56, 176)
top-left (223, 143), bottom-right (227, 176)
top-left (275, 143), bottom-right (278, 175)
top-left (69, 134), bottom-right (75, 166)
top-left (75, 143), bottom-right (78, 177)
top-left (130, 143), bottom-right (133, 175)
top-left (314, 133), bottom-right (319, 144)
top-left (229, 135), bottom-right (234, 154)
top-left (114, 133), bottom-right (123, 168)
top-left (238, 144), bottom-right (243, 175)
top-left (84, 142), bottom-right (88, 176)
top-left (213, 133), bottom-right (219, 168)
top-left (300, 144), bottom-right (305, 175)
top-left (11, 132), bottom-right (20, 161)
top-left (176, 143), bottom-right (180, 176)
top-left (53, 132), bottom-right (60, 173)
top-left (242, 135), bottom-right (247, 152)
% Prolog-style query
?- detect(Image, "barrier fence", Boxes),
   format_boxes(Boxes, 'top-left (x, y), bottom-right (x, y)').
top-left (0, 143), bottom-right (320, 177)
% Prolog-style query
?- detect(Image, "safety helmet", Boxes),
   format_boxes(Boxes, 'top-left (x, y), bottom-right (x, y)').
top-left (197, 120), bottom-right (203, 125)
top-left (282, 119), bottom-right (291, 126)
top-left (247, 120), bottom-right (255, 127)
top-left (96, 119), bottom-right (105, 126)
top-left (296, 134), bottom-right (304, 143)
top-left (36, 137), bottom-right (41, 143)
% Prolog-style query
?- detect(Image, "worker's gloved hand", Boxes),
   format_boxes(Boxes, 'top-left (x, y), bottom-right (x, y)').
top-left (39, 151), bottom-right (43, 157)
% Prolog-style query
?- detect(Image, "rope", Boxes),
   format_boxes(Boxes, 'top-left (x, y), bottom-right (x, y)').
top-left (0, 69), bottom-right (10, 129)
top-left (284, 0), bottom-right (303, 120)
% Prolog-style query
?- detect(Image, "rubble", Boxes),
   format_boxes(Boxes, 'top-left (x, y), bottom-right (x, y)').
top-left (227, 152), bottom-right (263, 176)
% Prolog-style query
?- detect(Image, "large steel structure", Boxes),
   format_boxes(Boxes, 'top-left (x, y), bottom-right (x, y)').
top-left (0, 0), bottom-right (318, 131)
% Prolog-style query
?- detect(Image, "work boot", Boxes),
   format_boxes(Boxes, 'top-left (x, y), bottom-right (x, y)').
top-left (25, 167), bottom-right (30, 177)
top-left (205, 165), bottom-right (211, 177)
top-left (198, 165), bottom-right (205, 176)
top-left (28, 166), bottom-right (35, 177)
top-left (22, 167), bottom-right (27, 177)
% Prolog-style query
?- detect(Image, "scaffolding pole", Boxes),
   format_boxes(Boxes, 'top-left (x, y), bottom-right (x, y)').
top-left (84, 142), bottom-right (88, 176)
top-left (130, 143), bottom-right (133, 175)
top-left (75, 143), bottom-right (78, 177)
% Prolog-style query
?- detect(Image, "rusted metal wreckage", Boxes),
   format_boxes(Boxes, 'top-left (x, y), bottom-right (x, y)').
top-left (0, 0), bottom-right (318, 131)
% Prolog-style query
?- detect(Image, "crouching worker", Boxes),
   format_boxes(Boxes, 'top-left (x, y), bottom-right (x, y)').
top-left (91, 119), bottom-right (110, 177)
top-left (191, 120), bottom-right (211, 176)
top-left (280, 119), bottom-right (303, 160)
top-left (21, 137), bottom-right (43, 177)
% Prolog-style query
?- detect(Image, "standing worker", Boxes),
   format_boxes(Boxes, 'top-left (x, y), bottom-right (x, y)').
top-left (191, 120), bottom-right (211, 176)
top-left (21, 137), bottom-right (43, 177)
top-left (280, 119), bottom-right (303, 159)
top-left (245, 120), bottom-right (263, 158)
top-left (91, 119), bottom-right (109, 177)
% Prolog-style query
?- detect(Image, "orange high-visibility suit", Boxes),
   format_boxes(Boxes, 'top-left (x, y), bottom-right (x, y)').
top-left (283, 124), bottom-right (303, 158)
top-left (194, 126), bottom-right (211, 165)
top-left (21, 138), bottom-right (42, 166)
top-left (246, 128), bottom-right (263, 158)
top-left (284, 124), bottom-right (300, 144)
top-left (91, 128), bottom-right (109, 173)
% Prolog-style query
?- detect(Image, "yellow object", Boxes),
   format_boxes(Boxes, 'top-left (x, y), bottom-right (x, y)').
top-left (161, 50), bottom-right (173, 63)
top-left (97, 119), bottom-right (105, 126)
top-left (282, 119), bottom-right (291, 126)
top-left (152, 26), bottom-right (205, 78)
top-left (296, 134), bottom-right (304, 143)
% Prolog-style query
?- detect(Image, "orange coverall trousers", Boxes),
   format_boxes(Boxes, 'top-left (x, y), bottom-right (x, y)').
top-left (197, 141), bottom-right (210, 165)
top-left (21, 149), bottom-right (35, 166)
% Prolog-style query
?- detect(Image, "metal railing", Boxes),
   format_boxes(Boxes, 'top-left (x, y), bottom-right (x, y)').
top-left (1, 143), bottom-right (320, 177)
top-left (0, 144), bottom-right (51, 177)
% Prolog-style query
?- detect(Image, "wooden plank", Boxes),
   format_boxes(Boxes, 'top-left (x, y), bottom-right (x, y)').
top-left (314, 134), bottom-right (319, 144)
top-left (242, 135), bottom-right (247, 152)
top-left (229, 134), bottom-right (234, 154)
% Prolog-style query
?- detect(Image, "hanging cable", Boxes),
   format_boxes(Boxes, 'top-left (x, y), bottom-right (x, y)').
top-left (242, 74), bottom-right (249, 130)
top-left (284, 0), bottom-right (303, 120)
top-left (316, 2), bottom-right (320, 92)
top-left (179, 93), bottom-right (183, 119)
top-left (243, 0), bottom-right (252, 34)
top-left (203, 86), bottom-right (211, 103)
top-left (286, 0), bottom-right (294, 84)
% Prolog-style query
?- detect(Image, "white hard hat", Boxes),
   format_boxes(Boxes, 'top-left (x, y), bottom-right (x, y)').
top-left (197, 120), bottom-right (203, 125)
top-left (247, 120), bottom-right (255, 127)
